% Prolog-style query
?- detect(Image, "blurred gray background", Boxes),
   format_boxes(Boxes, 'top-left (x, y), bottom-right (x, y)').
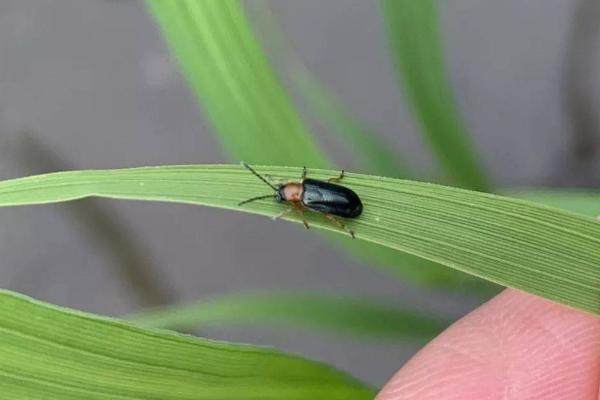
top-left (0, 0), bottom-right (598, 386)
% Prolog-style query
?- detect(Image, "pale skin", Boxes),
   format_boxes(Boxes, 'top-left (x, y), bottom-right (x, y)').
top-left (376, 289), bottom-right (600, 400)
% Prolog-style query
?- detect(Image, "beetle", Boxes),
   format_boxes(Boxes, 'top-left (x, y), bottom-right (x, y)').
top-left (238, 162), bottom-right (362, 238)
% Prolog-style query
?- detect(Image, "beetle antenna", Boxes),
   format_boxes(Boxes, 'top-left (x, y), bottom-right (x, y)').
top-left (241, 161), bottom-right (278, 191)
top-left (238, 194), bottom-right (275, 206)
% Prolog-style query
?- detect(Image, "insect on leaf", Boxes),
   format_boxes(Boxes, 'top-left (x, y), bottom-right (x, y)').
top-left (0, 164), bottom-right (598, 315)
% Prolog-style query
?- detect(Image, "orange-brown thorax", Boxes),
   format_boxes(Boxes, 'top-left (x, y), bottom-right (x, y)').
top-left (281, 182), bottom-right (303, 203)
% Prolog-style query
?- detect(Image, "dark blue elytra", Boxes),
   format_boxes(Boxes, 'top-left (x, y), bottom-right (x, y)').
top-left (301, 178), bottom-right (362, 218)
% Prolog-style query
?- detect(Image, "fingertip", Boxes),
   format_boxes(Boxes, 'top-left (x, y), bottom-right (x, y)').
top-left (377, 290), bottom-right (600, 400)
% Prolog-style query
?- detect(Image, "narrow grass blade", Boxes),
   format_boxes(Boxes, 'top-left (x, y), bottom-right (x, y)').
top-left (146, 1), bottom-right (484, 290)
top-left (0, 290), bottom-right (374, 399)
top-left (341, 240), bottom-right (498, 294)
top-left (128, 292), bottom-right (449, 340)
top-left (7, 133), bottom-right (176, 307)
top-left (248, 0), bottom-right (409, 177)
top-left (381, 0), bottom-right (490, 191)
top-left (0, 164), bottom-right (598, 314)
top-left (509, 189), bottom-right (600, 218)
top-left (146, 0), bottom-right (328, 167)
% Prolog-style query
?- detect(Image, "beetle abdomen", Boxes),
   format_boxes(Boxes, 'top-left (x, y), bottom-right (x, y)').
top-left (302, 179), bottom-right (362, 218)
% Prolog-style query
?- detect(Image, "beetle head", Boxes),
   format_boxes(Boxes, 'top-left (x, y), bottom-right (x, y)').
top-left (238, 162), bottom-right (288, 206)
top-left (275, 185), bottom-right (285, 202)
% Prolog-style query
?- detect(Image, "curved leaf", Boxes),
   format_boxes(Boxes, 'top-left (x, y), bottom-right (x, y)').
top-left (146, 0), bottom-right (328, 167)
top-left (146, 0), bottom-right (488, 291)
top-left (246, 0), bottom-right (410, 177)
top-left (0, 290), bottom-right (374, 399)
top-left (0, 164), bottom-right (598, 314)
top-left (381, 0), bottom-right (490, 191)
top-left (128, 292), bottom-right (449, 340)
top-left (509, 189), bottom-right (600, 218)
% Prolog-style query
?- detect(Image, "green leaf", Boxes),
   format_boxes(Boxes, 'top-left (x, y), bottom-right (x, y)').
top-left (146, 0), bottom-right (487, 290)
top-left (0, 290), bottom-right (374, 399)
top-left (381, 0), bottom-right (490, 191)
top-left (146, 0), bottom-right (328, 168)
top-left (246, 0), bottom-right (409, 177)
top-left (128, 292), bottom-right (449, 340)
top-left (339, 240), bottom-right (499, 295)
top-left (0, 164), bottom-right (598, 314)
top-left (508, 189), bottom-right (600, 218)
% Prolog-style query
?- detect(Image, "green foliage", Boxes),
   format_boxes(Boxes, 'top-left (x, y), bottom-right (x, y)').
top-left (146, 0), bottom-right (328, 167)
top-left (0, 290), bottom-right (374, 399)
top-left (0, 164), bottom-right (598, 315)
top-left (247, 0), bottom-right (410, 177)
top-left (1, 2), bottom-right (595, 397)
top-left (128, 292), bottom-right (449, 340)
top-left (508, 189), bottom-right (600, 218)
top-left (381, 0), bottom-right (490, 191)
top-left (146, 0), bottom-right (490, 291)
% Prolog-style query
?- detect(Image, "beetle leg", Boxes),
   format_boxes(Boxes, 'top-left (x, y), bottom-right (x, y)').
top-left (293, 202), bottom-right (310, 229)
top-left (301, 218), bottom-right (310, 229)
top-left (301, 166), bottom-right (307, 180)
top-left (273, 204), bottom-right (310, 229)
top-left (324, 214), bottom-right (354, 238)
top-left (327, 170), bottom-right (345, 183)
